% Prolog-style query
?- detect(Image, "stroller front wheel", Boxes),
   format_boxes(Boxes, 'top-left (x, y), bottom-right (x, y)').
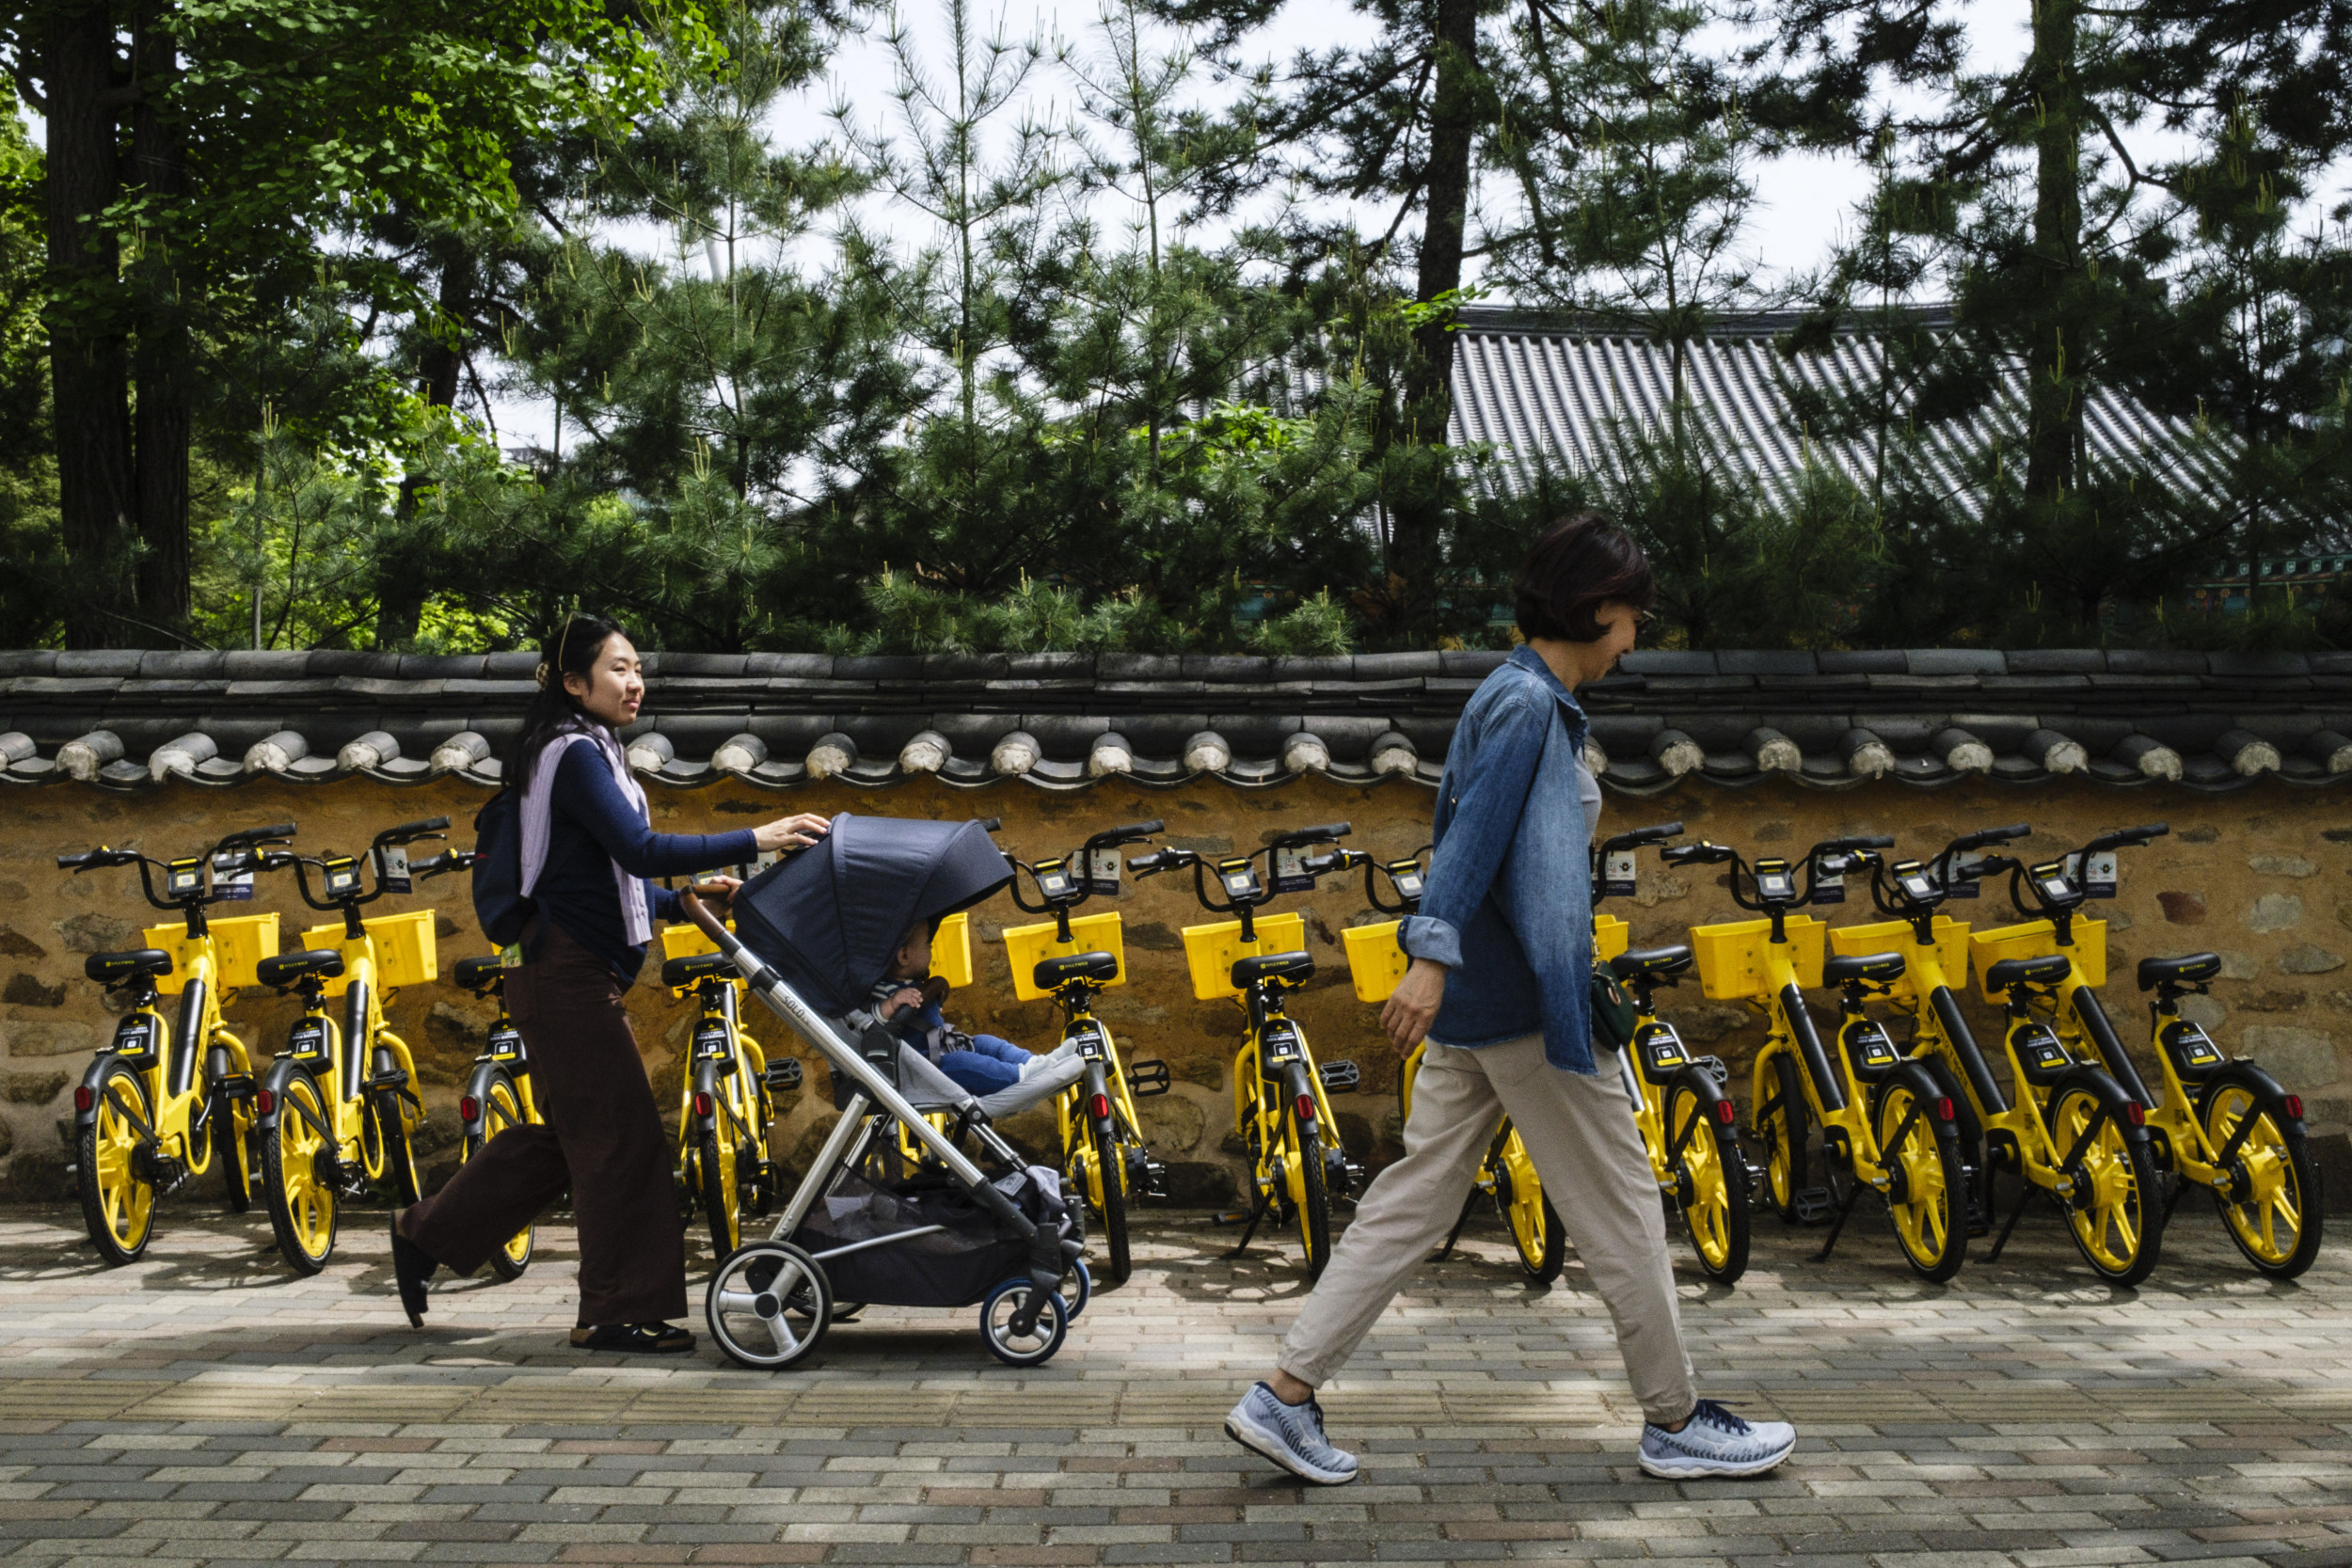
top-left (979, 1278), bottom-right (1070, 1367)
top-left (706, 1242), bottom-right (831, 1370)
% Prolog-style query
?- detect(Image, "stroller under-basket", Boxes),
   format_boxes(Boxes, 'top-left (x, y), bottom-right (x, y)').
top-left (676, 814), bottom-right (1085, 1370)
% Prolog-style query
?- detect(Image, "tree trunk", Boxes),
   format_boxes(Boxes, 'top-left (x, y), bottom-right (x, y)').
top-left (375, 242), bottom-right (469, 646)
top-left (1391, 0), bottom-right (1480, 611)
top-left (46, 1), bottom-right (135, 649)
top-left (2023, 0), bottom-right (2083, 504)
top-left (132, 5), bottom-right (192, 630)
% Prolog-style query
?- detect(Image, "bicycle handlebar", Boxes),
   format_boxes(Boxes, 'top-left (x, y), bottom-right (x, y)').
top-left (1819, 834), bottom-right (1895, 852)
top-left (1087, 818), bottom-right (1164, 848)
top-left (975, 816), bottom-right (1002, 832)
top-left (373, 816), bottom-right (450, 848)
top-left (216, 822), bottom-right (296, 850)
top-left (2085, 822), bottom-right (2169, 854)
top-left (56, 847), bottom-right (139, 872)
top-left (1600, 820), bottom-right (1683, 854)
top-left (1271, 821), bottom-right (1350, 848)
top-left (1950, 822), bottom-right (2030, 852)
top-left (1660, 842), bottom-right (1735, 866)
top-left (415, 848), bottom-right (475, 879)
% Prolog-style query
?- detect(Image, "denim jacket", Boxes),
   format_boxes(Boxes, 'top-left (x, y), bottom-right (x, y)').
top-left (1399, 646), bottom-right (1597, 1073)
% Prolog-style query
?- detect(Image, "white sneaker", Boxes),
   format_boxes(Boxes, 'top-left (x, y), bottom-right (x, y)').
top-left (1224, 1381), bottom-right (1359, 1485)
top-left (1638, 1399), bottom-right (1796, 1479)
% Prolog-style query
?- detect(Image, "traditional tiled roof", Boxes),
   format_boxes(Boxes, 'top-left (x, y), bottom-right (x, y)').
top-left (1444, 306), bottom-right (2247, 516)
top-left (1, 647), bottom-right (2346, 795)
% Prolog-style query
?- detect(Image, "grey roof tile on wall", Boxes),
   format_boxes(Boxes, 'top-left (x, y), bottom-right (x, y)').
top-left (0, 647), bottom-right (2343, 796)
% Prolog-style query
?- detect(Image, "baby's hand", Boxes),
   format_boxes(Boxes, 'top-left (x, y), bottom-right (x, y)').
top-left (877, 985), bottom-right (925, 1021)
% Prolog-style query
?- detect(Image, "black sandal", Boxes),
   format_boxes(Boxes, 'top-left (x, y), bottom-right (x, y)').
top-left (389, 1212), bottom-right (437, 1328)
top-left (569, 1323), bottom-right (695, 1354)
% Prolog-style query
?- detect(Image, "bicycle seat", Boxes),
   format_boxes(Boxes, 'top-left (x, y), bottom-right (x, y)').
top-left (1034, 951), bottom-right (1119, 990)
top-left (1823, 951), bottom-right (1905, 986)
top-left (1610, 945), bottom-right (1694, 981)
top-left (2137, 952), bottom-right (2222, 991)
top-left (1984, 952), bottom-right (2072, 993)
top-left (255, 949), bottom-right (345, 988)
top-left (661, 952), bottom-right (736, 990)
top-left (453, 956), bottom-right (507, 990)
top-left (1232, 951), bottom-right (1314, 989)
top-left (84, 949), bottom-right (172, 986)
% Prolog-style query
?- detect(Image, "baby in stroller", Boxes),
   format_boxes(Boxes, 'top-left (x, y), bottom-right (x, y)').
top-left (852, 921), bottom-right (1087, 1100)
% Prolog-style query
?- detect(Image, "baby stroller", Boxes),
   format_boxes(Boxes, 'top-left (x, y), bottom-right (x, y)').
top-left (677, 814), bottom-right (1085, 1370)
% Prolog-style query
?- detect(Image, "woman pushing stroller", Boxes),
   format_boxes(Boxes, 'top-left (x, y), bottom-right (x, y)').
top-left (389, 612), bottom-right (829, 1354)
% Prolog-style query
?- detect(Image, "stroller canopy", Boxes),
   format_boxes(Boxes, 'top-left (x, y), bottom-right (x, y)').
top-left (731, 814), bottom-right (1012, 1015)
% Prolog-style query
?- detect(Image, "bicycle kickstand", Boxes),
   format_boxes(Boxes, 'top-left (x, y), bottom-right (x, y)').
top-left (1431, 1190), bottom-right (1482, 1262)
top-left (2159, 1173), bottom-right (2193, 1226)
top-left (1811, 1179), bottom-right (1866, 1264)
top-left (1219, 1186), bottom-right (1273, 1259)
top-left (1982, 1177), bottom-right (2037, 1263)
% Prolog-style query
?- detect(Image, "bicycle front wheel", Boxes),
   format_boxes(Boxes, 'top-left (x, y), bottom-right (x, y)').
top-left (210, 1080), bottom-right (252, 1216)
top-left (1754, 1052), bottom-right (1809, 1224)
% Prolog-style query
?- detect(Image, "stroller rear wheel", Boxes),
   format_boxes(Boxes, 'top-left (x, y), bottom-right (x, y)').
top-left (979, 1278), bottom-right (1070, 1367)
top-left (706, 1242), bottom-right (831, 1370)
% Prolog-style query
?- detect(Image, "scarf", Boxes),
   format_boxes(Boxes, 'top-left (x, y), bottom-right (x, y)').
top-left (519, 722), bottom-right (652, 946)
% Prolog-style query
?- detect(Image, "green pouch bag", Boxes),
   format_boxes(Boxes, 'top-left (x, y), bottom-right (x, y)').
top-left (1590, 967), bottom-right (1641, 1053)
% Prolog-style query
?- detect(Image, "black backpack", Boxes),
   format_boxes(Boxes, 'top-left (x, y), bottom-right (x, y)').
top-left (471, 787), bottom-right (536, 947)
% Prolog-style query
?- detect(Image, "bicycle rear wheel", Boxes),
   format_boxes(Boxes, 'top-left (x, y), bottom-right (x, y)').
top-left (1754, 1052), bottom-right (1809, 1224)
top-left (262, 1069), bottom-right (337, 1275)
top-left (210, 1081), bottom-right (252, 1215)
top-left (464, 1069), bottom-right (535, 1281)
top-left (1495, 1126), bottom-right (1565, 1283)
top-left (1289, 1114), bottom-right (1332, 1279)
top-left (699, 1126), bottom-right (740, 1258)
top-left (78, 1059), bottom-right (154, 1266)
top-left (1664, 1069), bottom-right (1750, 1284)
top-left (1091, 1119), bottom-right (1131, 1285)
top-left (2202, 1078), bottom-right (2322, 1280)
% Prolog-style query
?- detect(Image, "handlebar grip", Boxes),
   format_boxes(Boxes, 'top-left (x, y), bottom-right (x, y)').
top-left (1660, 843), bottom-right (1734, 866)
top-left (1824, 835), bottom-right (1895, 851)
top-left (1632, 820), bottom-right (1685, 842)
top-left (56, 852), bottom-right (91, 870)
top-left (2089, 822), bottom-right (2169, 852)
top-left (1952, 823), bottom-right (2030, 851)
top-left (381, 816), bottom-right (451, 842)
top-left (1126, 853), bottom-right (1163, 874)
top-left (219, 822), bottom-right (297, 847)
top-left (975, 816), bottom-right (1002, 832)
top-left (1292, 821), bottom-right (1351, 841)
top-left (1116, 819), bottom-right (1163, 837)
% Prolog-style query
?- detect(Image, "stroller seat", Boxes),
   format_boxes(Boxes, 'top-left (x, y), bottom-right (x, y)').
top-left (874, 1037), bottom-right (1090, 1123)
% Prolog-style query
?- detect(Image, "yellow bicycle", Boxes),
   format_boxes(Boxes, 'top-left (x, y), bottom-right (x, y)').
top-left (249, 819), bottom-right (447, 1274)
top-left (1133, 825), bottom-right (1360, 1277)
top-left (1845, 828), bottom-right (2162, 1286)
top-left (1671, 833), bottom-right (1969, 1281)
top-left (59, 823), bottom-right (288, 1264)
top-left (1003, 819), bottom-right (1175, 1286)
top-left (661, 922), bottom-right (794, 1259)
top-left (452, 948), bottom-right (545, 1280)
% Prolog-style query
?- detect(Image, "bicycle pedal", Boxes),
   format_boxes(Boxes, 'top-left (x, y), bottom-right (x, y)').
top-left (1213, 1208), bottom-right (1252, 1226)
top-left (1790, 1187), bottom-right (1836, 1225)
top-left (1140, 1160), bottom-right (1169, 1200)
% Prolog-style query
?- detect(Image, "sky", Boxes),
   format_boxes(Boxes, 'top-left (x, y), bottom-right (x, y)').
top-left (490, 0), bottom-right (2072, 451)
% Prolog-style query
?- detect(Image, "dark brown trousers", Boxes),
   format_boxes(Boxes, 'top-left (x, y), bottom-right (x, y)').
top-left (400, 921), bottom-right (687, 1325)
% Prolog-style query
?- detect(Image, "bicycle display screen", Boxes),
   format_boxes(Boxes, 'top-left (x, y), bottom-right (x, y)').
top-left (1385, 862), bottom-right (1424, 902)
top-left (166, 858), bottom-right (203, 898)
top-left (1752, 861), bottom-right (1795, 903)
top-left (1218, 861), bottom-right (1262, 900)
top-left (1033, 859), bottom-right (1074, 901)
top-left (322, 857), bottom-right (362, 898)
top-left (1899, 869), bottom-right (1938, 903)
top-left (2030, 862), bottom-right (2074, 903)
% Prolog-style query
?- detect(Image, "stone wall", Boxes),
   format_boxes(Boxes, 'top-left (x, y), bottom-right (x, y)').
top-left (3, 773), bottom-right (2347, 1205)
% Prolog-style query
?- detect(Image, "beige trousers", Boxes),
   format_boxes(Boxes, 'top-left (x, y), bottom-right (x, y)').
top-left (1276, 1034), bottom-right (1699, 1424)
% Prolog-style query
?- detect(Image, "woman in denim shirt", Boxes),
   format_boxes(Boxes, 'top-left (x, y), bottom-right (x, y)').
top-left (1225, 515), bottom-right (1798, 1486)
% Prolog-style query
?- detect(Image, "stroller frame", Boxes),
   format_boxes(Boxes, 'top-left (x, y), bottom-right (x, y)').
top-left (680, 894), bottom-right (1073, 1369)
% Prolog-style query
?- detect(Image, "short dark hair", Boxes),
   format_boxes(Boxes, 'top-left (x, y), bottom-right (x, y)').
top-left (1514, 513), bottom-right (1657, 642)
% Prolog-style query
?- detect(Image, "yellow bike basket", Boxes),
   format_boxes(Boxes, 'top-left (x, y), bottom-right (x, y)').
top-left (1691, 914), bottom-right (1826, 1001)
top-left (1183, 913), bottom-right (1307, 1001)
top-left (1002, 911), bottom-right (1121, 1001)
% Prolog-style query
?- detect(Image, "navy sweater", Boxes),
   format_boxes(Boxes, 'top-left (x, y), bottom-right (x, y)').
top-left (532, 741), bottom-right (758, 984)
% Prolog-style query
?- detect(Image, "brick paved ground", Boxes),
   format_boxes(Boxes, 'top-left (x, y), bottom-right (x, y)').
top-left (0, 1199), bottom-right (2344, 1566)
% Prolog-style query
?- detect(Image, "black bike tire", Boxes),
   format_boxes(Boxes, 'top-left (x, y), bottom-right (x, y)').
top-left (1092, 1119), bottom-right (1131, 1285)
top-left (2201, 1077), bottom-right (2325, 1281)
top-left (1294, 1116), bottom-right (1332, 1280)
top-left (1875, 1072), bottom-right (1966, 1283)
top-left (1665, 1071), bottom-right (1750, 1285)
top-left (1760, 1053), bottom-right (1810, 1224)
top-left (699, 1125), bottom-right (739, 1259)
top-left (77, 1060), bottom-right (154, 1266)
top-left (211, 1082), bottom-right (251, 1215)
top-left (466, 1069), bottom-right (535, 1281)
top-left (261, 1069), bottom-right (337, 1276)
top-left (373, 1090), bottom-right (421, 1205)
top-left (2052, 1080), bottom-right (2160, 1288)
